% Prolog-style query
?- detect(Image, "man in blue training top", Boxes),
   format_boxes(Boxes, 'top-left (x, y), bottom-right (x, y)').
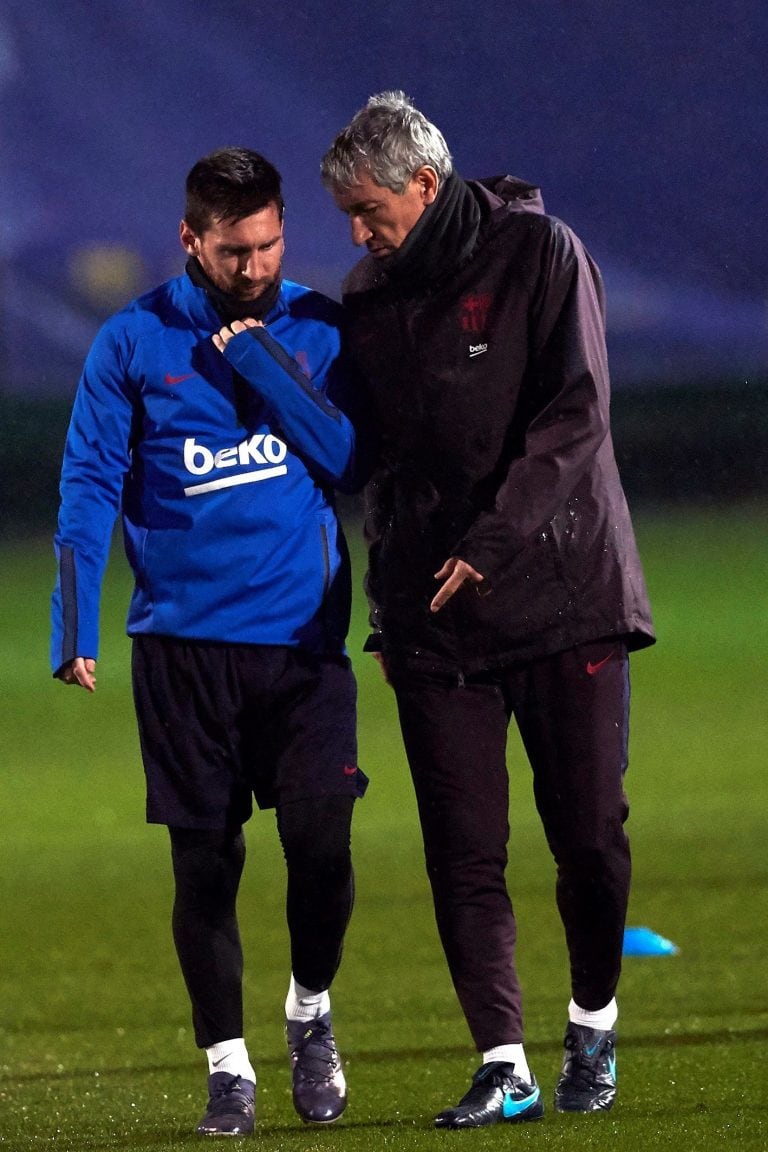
top-left (51, 148), bottom-right (368, 1136)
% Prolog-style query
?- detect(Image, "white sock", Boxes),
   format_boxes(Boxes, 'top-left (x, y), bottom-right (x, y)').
top-left (483, 1044), bottom-right (531, 1083)
top-left (285, 975), bottom-right (331, 1021)
top-left (205, 1037), bottom-right (256, 1082)
top-left (568, 997), bottom-right (618, 1031)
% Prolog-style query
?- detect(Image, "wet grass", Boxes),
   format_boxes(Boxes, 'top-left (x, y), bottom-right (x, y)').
top-left (1, 503), bottom-right (766, 1149)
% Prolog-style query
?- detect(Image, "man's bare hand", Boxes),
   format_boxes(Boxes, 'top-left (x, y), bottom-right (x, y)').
top-left (212, 317), bottom-right (263, 352)
top-left (430, 557), bottom-right (484, 613)
top-left (60, 657), bottom-right (97, 693)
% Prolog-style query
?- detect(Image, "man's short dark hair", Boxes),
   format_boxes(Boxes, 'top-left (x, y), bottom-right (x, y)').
top-left (184, 148), bottom-right (284, 233)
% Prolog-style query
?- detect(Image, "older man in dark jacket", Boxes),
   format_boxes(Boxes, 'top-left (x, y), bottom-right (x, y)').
top-left (322, 91), bottom-right (654, 1129)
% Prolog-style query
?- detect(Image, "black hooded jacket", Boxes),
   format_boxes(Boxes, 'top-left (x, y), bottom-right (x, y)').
top-left (342, 174), bottom-right (655, 676)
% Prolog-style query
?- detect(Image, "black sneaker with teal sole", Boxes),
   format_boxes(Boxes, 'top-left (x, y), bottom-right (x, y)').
top-left (195, 1072), bottom-right (255, 1137)
top-left (434, 1061), bottom-right (544, 1128)
top-left (554, 1022), bottom-right (617, 1112)
top-left (286, 1012), bottom-right (347, 1124)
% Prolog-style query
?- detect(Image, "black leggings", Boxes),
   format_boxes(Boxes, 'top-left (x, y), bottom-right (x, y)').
top-left (169, 794), bottom-right (355, 1048)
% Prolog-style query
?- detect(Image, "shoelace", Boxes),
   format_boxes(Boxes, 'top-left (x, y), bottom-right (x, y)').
top-left (457, 1067), bottom-right (510, 1105)
top-left (208, 1076), bottom-right (250, 1107)
top-left (292, 1025), bottom-right (339, 1083)
top-left (566, 1040), bottom-right (612, 1085)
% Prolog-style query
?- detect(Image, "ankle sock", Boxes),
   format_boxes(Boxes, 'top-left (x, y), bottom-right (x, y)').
top-left (568, 996), bottom-right (618, 1031)
top-left (285, 975), bottom-right (331, 1021)
top-left (205, 1037), bottom-right (256, 1082)
top-left (483, 1043), bottom-right (531, 1083)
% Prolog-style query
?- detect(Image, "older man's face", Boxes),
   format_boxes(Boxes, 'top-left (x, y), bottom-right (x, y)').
top-left (332, 167), bottom-right (438, 258)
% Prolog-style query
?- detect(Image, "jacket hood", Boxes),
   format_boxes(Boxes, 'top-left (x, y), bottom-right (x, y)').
top-left (471, 175), bottom-right (545, 216)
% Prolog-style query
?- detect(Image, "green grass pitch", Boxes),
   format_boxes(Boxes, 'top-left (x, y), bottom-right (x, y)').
top-left (1, 504), bottom-right (766, 1149)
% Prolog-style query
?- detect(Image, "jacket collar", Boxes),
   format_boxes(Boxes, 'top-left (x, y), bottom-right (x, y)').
top-left (184, 257), bottom-right (284, 325)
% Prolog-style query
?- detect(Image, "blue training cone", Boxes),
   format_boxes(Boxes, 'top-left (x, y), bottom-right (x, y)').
top-left (623, 926), bottom-right (679, 956)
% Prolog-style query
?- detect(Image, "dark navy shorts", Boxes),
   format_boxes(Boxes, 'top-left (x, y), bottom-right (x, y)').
top-left (131, 635), bottom-right (367, 829)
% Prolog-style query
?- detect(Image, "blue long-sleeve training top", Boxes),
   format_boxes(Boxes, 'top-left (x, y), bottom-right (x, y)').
top-left (51, 272), bottom-right (362, 674)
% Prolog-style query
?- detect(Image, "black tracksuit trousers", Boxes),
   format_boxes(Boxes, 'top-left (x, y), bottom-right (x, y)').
top-left (391, 640), bottom-right (631, 1052)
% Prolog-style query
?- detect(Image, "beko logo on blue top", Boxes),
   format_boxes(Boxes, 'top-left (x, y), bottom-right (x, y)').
top-left (183, 434), bottom-right (288, 496)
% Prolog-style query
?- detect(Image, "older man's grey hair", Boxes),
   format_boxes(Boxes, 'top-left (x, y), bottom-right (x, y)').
top-left (321, 90), bottom-right (453, 195)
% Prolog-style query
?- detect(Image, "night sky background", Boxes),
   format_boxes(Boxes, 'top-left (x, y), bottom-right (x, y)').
top-left (1, 0), bottom-right (765, 393)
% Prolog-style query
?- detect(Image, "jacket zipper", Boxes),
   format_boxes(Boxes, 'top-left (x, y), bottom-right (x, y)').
top-left (394, 296), bottom-right (466, 686)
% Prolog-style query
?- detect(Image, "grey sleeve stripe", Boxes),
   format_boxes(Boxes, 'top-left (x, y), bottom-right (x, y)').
top-left (247, 327), bottom-right (341, 421)
top-left (59, 545), bottom-right (78, 666)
